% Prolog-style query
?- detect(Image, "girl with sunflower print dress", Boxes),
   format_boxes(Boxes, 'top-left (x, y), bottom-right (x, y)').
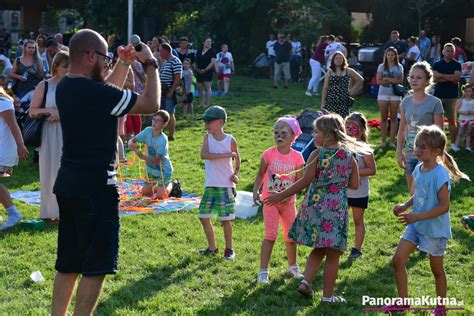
top-left (264, 113), bottom-right (371, 304)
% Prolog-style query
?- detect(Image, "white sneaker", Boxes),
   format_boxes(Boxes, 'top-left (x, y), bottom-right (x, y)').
top-left (451, 144), bottom-right (460, 152)
top-left (257, 271), bottom-right (269, 283)
top-left (287, 265), bottom-right (304, 280)
top-left (313, 92), bottom-right (320, 96)
top-left (467, 147), bottom-right (473, 152)
top-left (305, 91), bottom-right (312, 97)
top-left (0, 209), bottom-right (22, 231)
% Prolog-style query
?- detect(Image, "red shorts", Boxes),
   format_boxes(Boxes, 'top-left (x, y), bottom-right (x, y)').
top-left (217, 73), bottom-right (232, 81)
top-left (125, 115), bottom-right (142, 135)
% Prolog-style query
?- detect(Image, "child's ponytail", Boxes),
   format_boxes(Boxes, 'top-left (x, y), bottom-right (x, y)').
top-left (441, 150), bottom-right (470, 182)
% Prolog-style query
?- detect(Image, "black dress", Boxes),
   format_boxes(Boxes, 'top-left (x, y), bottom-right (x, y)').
top-left (324, 70), bottom-right (354, 118)
top-left (195, 48), bottom-right (216, 83)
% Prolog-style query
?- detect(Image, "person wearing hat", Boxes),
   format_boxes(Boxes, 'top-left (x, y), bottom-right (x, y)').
top-left (197, 106), bottom-right (240, 260)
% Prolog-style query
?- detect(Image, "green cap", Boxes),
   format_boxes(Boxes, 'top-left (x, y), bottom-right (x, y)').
top-left (197, 105), bottom-right (227, 122)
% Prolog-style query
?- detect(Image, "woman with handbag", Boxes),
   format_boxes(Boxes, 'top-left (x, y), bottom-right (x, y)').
top-left (29, 51), bottom-right (69, 220)
top-left (9, 39), bottom-right (45, 99)
top-left (377, 47), bottom-right (404, 148)
top-left (321, 51), bottom-right (363, 118)
top-left (0, 86), bottom-right (28, 230)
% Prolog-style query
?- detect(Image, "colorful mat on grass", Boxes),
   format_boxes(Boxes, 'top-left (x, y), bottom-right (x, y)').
top-left (11, 180), bottom-right (201, 216)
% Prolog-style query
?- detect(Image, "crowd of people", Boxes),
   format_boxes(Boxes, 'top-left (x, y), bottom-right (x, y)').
top-left (0, 26), bottom-right (473, 315)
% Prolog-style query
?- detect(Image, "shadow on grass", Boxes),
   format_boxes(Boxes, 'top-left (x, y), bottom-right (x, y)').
top-left (0, 221), bottom-right (57, 240)
top-left (97, 257), bottom-right (212, 314)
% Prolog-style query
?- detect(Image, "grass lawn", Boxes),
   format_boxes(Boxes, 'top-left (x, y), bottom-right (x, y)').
top-left (0, 77), bottom-right (473, 315)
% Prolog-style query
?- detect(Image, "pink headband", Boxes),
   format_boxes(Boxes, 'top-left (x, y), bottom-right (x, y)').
top-left (276, 117), bottom-right (302, 142)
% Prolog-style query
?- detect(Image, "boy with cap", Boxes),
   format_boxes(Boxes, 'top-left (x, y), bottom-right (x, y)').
top-left (198, 105), bottom-right (240, 260)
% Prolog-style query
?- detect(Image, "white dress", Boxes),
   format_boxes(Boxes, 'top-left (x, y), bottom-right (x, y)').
top-left (39, 79), bottom-right (62, 219)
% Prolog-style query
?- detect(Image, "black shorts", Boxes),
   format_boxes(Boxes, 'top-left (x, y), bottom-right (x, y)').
top-left (196, 71), bottom-right (213, 83)
top-left (55, 186), bottom-right (120, 276)
top-left (348, 196), bottom-right (369, 209)
top-left (185, 92), bottom-right (193, 104)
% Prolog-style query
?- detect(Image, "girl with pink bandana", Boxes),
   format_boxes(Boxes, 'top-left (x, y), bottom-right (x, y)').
top-left (253, 117), bottom-right (305, 283)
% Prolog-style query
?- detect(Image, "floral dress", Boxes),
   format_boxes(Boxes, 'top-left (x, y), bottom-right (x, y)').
top-left (288, 147), bottom-right (353, 251)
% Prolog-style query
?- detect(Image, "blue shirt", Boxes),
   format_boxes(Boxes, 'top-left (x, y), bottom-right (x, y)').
top-left (135, 127), bottom-right (173, 178)
top-left (411, 163), bottom-right (451, 239)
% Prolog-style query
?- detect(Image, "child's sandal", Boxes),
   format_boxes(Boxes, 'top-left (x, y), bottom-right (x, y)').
top-left (297, 279), bottom-right (314, 297)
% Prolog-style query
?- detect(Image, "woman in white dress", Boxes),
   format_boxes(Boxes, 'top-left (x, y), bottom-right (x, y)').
top-left (29, 51), bottom-right (69, 220)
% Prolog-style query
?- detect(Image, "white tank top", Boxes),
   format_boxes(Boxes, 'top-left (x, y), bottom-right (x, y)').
top-left (205, 134), bottom-right (234, 188)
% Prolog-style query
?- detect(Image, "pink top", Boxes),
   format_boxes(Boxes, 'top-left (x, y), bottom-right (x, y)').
top-left (261, 147), bottom-right (305, 203)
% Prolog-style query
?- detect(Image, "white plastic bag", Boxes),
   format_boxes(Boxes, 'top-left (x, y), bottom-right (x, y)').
top-left (235, 191), bottom-right (259, 219)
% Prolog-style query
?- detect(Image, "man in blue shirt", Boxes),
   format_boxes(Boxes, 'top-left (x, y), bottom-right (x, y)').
top-left (433, 43), bottom-right (462, 144)
top-left (273, 32), bottom-right (292, 89)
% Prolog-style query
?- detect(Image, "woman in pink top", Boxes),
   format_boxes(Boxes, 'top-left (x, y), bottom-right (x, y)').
top-left (253, 117), bottom-right (305, 283)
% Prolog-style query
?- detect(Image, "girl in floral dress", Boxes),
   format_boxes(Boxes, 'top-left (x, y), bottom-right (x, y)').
top-left (264, 113), bottom-right (371, 303)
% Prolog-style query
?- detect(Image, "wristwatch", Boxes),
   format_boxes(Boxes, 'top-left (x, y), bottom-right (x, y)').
top-left (143, 58), bottom-right (158, 69)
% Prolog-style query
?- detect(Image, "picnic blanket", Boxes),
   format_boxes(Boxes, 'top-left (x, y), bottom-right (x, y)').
top-left (11, 180), bottom-right (201, 216)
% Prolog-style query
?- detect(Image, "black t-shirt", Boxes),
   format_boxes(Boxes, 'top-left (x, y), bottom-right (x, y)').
top-left (195, 48), bottom-right (216, 70)
top-left (54, 77), bottom-right (137, 195)
top-left (433, 59), bottom-right (462, 99)
top-left (177, 49), bottom-right (195, 64)
top-left (273, 41), bottom-right (292, 63)
top-left (383, 40), bottom-right (407, 55)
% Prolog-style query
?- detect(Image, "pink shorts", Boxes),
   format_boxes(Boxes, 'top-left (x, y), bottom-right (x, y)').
top-left (263, 202), bottom-right (296, 241)
top-left (125, 115), bottom-right (142, 135)
top-left (217, 73), bottom-right (232, 81)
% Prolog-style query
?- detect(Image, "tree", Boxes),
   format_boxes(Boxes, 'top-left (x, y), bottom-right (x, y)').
top-left (409, 0), bottom-right (445, 32)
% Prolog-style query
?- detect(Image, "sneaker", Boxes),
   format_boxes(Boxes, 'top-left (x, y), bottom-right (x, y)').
top-left (198, 248), bottom-right (218, 255)
top-left (467, 147), bottom-right (473, 152)
top-left (313, 92), bottom-right (320, 96)
top-left (321, 295), bottom-right (347, 304)
top-left (451, 144), bottom-right (460, 152)
top-left (305, 90), bottom-right (312, 97)
top-left (0, 208), bottom-right (22, 231)
top-left (257, 271), bottom-right (269, 283)
top-left (223, 248), bottom-right (235, 260)
top-left (349, 247), bottom-right (363, 259)
top-left (286, 265), bottom-right (304, 280)
top-left (169, 179), bottom-right (182, 198)
top-left (432, 305), bottom-right (447, 316)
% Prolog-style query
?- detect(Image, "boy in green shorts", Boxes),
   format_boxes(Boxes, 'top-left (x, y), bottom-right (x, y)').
top-left (198, 106), bottom-right (240, 260)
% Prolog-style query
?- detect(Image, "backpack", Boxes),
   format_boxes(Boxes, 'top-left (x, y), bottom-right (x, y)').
top-left (292, 109), bottom-right (324, 160)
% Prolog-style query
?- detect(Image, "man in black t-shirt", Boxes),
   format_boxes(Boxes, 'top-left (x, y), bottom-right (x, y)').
top-left (433, 43), bottom-right (462, 143)
top-left (383, 30), bottom-right (407, 61)
top-left (51, 29), bottom-right (160, 316)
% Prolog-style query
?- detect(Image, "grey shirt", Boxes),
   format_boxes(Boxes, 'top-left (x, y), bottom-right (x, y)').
top-left (377, 63), bottom-right (404, 96)
top-left (400, 95), bottom-right (444, 158)
top-left (348, 151), bottom-right (370, 199)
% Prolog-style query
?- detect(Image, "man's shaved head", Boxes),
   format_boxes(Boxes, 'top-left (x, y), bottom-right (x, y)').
top-left (69, 29), bottom-right (107, 64)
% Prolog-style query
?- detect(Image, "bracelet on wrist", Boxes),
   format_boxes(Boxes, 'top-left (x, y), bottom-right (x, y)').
top-left (118, 59), bottom-right (130, 67)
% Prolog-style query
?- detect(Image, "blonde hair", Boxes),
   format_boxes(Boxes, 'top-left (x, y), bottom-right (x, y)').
top-left (408, 61), bottom-right (433, 91)
top-left (51, 50), bottom-right (70, 77)
top-left (414, 125), bottom-right (470, 182)
top-left (345, 112), bottom-right (369, 142)
top-left (314, 113), bottom-right (372, 155)
top-left (0, 86), bottom-right (13, 102)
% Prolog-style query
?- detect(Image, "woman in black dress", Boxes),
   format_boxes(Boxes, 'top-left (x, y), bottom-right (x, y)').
top-left (194, 37), bottom-right (216, 108)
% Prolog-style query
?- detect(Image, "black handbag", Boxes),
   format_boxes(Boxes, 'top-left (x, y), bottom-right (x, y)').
top-left (23, 80), bottom-right (48, 147)
top-left (392, 84), bottom-right (406, 97)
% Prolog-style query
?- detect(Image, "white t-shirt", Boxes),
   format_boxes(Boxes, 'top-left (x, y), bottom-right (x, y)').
top-left (458, 99), bottom-right (474, 122)
top-left (266, 40), bottom-right (276, 56)
top-left (291, 41), bottom-right (302, 56)
top-left (324, 42), bottom-right (344, 67)
top-left (404, 45), bottom-right (421, 65)
top-left (0, 54), bottom-right (12, 69)
top-left (204, 134), bottom-right (235, 188)
top-left (216, 52), bottom-right (233, 75)
top-left (0, 97), bottom-right (18, 167)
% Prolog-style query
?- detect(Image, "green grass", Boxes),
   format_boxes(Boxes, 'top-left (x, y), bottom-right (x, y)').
top-left (1, 77), bottom-right (473, 315)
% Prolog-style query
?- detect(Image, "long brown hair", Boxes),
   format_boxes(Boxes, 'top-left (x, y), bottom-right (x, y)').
top-left (383, 47), bottom-right (401, 72)
top-left (414, 125), bottom-right (470, 182)
top-left (21, 39), bottom-right (43, 72)
top-left (329, 51), bottom-right (348, 72)
top-left (314, 113), bottom-right (372, 155)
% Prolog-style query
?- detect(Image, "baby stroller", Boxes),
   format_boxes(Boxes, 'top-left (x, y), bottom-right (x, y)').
top-left (248, 53), bottom-right (270, 78)
top-left (291, 109), bottom-right (324, 161)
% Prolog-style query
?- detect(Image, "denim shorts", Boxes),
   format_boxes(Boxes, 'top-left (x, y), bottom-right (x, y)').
top-left (404, 158), bottom-right (419, 175)
top-left (401, 224), bottom-right (448, 256)
top-left (161, 96), bottom-right (176, 114)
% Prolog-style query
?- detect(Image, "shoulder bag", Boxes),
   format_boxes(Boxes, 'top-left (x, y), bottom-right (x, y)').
top-left (23, 80), bottom-right (49, 147)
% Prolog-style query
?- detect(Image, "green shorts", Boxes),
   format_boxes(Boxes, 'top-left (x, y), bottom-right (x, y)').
top-left (440, 98), bottom-right (457, 120)
top-left (199, 187), bottom-right (236, 221)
